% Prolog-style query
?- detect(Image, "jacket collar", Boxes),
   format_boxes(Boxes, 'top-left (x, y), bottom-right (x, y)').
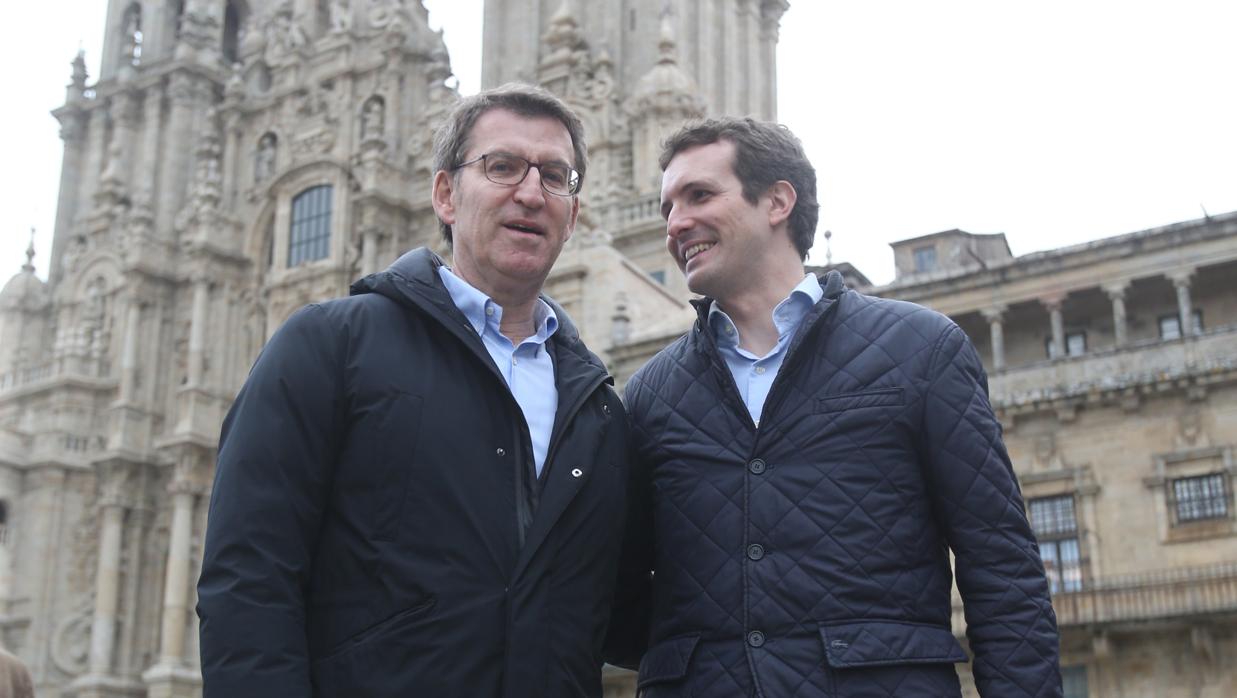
top-left (689, 269), bottom-right (848, 353)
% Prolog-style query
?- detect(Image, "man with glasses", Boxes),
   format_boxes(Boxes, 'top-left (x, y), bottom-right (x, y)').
top-left (607, 118), bottom-right (1061, 696)
top-left (198, 84), bottom-right (631, 697)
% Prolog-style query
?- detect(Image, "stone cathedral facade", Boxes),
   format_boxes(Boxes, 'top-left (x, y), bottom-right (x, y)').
top-left (0, 0), bottom-right (787, 696)
top-left (4, 1), bottom-right (1236, 697)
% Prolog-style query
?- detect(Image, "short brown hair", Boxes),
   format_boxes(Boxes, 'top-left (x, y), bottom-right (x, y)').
top-left (432, 83), bottom-right (588, 244)
top-left (660, 118), bottom-right (819, 260)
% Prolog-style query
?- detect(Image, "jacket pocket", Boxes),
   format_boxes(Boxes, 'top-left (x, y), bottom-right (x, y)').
top-left (819, 619), bottom-right (967, 668)
top-left (816, 387), bottom-right (904, 414)
top-left (316, 596), bottom-right (438, 664)
top-left (637, 634), bottom-right (701, 689)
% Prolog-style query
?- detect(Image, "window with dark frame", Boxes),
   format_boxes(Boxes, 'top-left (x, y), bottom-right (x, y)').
top-left (1171, 473), bottom-right (1230, 524)
top-left (913, 245), bottom-right (937, 273)
top-left (1062, 665), bottom-right (1088, 698)
top-left (1159, 310), bottom-right (1205, 340)
top-left (1028, 495), bottom-right (1083, 593)
top-left (288, 185), bottom-right (333, 266)
top-left (1044, 331), bottom-right (1086, 359)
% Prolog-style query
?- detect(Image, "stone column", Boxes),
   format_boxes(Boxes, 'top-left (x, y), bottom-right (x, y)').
top-left (118, 299), bottom-right (143, 404)
top-left (360, 229), bottom-right (381, 277)
top-left (88, 476), bottom-right (128, 675)
top-left (157, 481), bottom-right (197, 665)
top-left (1042, 295), bottom-right (1065, 359)
top-left (186, 276), bottom-right (210, 388)
top-left (757, 1), bottom-right (787, 120)
top-left (1170, 270), bottom-right (1195, 336)
top-left (982, 305), bottom-right (1007, 371)
top-left (1103, 282), bottom-right (1129, 348)
top-left (157, 73), bottom-right (205, 238)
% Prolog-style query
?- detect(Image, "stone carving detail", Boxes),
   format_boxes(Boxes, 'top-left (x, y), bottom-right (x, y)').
top-left (255, 132), bottom-right (278, 182)
top-left (266, 1), bottom-right (308, 61)
top-left (329, 0), bottom-right (353, 33)
top-left (361, 96), bottom-right (385, 142)
top-left (1176, 408), bottom-right (1211, 449)
top-left (49, 608), bottom-right (92, 676)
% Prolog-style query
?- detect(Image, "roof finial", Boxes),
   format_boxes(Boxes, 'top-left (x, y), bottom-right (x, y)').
top-left (824, 230), bottom-right (833, 266)
top-left (23, 227), bottom-right (36, 273)
top-left (658, 1), bottom-right (677, 62)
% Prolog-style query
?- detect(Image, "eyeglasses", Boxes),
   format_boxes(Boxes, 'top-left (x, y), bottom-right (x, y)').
top-left (452, 152), bottom-right (582, 196)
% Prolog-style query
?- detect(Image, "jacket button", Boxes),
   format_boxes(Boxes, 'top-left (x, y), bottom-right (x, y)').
top-left (496, 448), bottom-right (505, 456)
top-left (747, 544), bottom-right (765, 561)
top-left (747, 630), bottom-right (765, 648)
top-left (748, 458), bottom-right (766, 474)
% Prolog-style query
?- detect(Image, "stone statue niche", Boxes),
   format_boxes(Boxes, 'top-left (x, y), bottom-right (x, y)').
top-left (255, 133), bottom-right (278, 183)
top-left (360, 96), bottom-right (385, 143)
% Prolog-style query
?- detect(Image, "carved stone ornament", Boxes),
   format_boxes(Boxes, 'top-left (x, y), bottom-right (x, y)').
top-left (50, 608), bottom-right (93, 676)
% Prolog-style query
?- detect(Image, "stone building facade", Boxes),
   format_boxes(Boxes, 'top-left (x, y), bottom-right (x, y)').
top-left (0, 0), bottom-right (785, 696)
top-left (2, 1), bottom-right (1234, 698)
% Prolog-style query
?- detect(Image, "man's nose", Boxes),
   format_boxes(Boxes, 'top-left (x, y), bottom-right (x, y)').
top-left (512, 168), bottom-right (547, 208)
top-left (666, 206), bottom-right (690, 240)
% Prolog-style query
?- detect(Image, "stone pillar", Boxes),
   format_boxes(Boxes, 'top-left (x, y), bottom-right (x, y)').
top-left (361, 229), bottom-right (381, 277)
top-left (1170, 270), bottom-right (1195, 336)
top-left (757, 1), bottom-right (787, 120)
top-left (982, 305), bottom-right (1007, 371)
top-left (158, 73), bottom-right (206, 238)
top-left (117, 299), bottom-right (143, 404)
top-left (88, 486), bottom-right (127, 675)
top-left (1103, 282), bottom-right (1129, 348)
top-left (187, 276), bottom-right (210, 388)
top-left (158, 483), bottom-right (196, 664)
top-left (1043, 295), bottom-right (1065, 359)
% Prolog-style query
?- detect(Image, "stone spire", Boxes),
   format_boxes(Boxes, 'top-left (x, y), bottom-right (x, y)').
top-left (628, 5), bottom-right (703, 117)
top-left (23, 228), bottom-right (35, 274)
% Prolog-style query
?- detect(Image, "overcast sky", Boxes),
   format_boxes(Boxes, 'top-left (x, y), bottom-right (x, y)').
top-left (4, 1), bottom-right (1236, 286)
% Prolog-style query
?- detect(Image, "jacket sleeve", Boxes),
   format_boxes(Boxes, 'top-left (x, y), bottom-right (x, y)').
top-left (602, 377), bottom-right (655, 670)
top-left (919, 325), bottom-right (1063, 698)
top-left (197, 304), bottom-right (345, 697)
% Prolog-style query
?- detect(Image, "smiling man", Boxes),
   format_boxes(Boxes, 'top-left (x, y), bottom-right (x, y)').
top-left (608, 118), bottom-right (1063, 697)
top-left (198, 84), bottom-right (631, 698)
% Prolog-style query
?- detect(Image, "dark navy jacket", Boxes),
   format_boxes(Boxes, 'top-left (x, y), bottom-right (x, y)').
top-left (611, 271), bottom-right (1062, 697)
top-left (198, 248), bottom-right (630, 697)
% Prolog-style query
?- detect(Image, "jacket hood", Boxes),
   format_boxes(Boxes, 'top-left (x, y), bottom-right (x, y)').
top-left (350, 247), bottom-right (592, 357)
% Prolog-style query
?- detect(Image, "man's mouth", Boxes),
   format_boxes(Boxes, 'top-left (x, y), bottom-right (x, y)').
top-left (683, 242), bottom-right (714, 262)
top-left (504, 220), bottom-right (545, 235)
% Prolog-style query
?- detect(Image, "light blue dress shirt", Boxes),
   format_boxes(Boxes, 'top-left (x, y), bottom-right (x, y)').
top-left (439, 267), bottom-right (559, 477)
top-left (708, 274), bottom-right (824, 427)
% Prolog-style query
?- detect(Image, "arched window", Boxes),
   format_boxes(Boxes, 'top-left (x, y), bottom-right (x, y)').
top-left (288, 185), bottom-right (333, 266)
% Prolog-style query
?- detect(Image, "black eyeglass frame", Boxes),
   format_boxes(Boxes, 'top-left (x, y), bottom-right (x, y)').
top-left (451, 152), bottom-right (582, 197)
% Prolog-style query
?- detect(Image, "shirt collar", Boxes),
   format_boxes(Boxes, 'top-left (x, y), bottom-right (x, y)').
top-left (438, 266), bottom-right (559, 344)
top-left (708, 274), bottom-right (823, 348)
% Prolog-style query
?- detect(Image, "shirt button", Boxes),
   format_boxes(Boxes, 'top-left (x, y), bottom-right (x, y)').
top-left (747, 543), bottom-right (765, 561)
top-left (512, 357), bottom-right (519, 365)
top-left (747, 630), bottom-right (765, 648)
top-left (725, 326), bottom-right (734, 335)
top-left (754, 366), bottom-right (766, 375)
top-left (748, 458), bottom-right (766, 475)
top-left (485, 306), bottom-right (495, 316)
top-left (496, 448), bottom-right (505, 456)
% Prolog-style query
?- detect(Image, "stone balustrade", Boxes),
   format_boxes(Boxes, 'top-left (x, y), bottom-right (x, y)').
top-left (990, 324), bottom-right (1237, 408)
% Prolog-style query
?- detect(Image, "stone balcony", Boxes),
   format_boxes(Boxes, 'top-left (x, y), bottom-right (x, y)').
top-left (953, 560), bottom-right (1237, 633)
top-left (990, 324), bottom-right (1237, 410)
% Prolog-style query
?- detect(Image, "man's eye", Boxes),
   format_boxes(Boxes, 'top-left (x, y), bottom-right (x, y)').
top-left (542, 167), bottom-right (568, 186)
top-left (691, 189), bottom-right (711, 201)
top-left (488, 157), bottom-right (519, 175)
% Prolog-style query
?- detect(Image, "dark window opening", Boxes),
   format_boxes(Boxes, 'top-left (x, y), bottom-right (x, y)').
top-left (1171, 473), bottom-right (1230, 524)
top-left (223, 1), bottom-right (243, 65)
top-left (288, 185), bottom-right (333, 266)
top-left (650, 270), bottom-right (666, 285)
top-left (913, 245), bottom-right (937, 273)
top-left (1029, 495), bottom-right (1083, 594)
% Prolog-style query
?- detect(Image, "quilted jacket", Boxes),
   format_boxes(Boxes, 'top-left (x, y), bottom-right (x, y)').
top-left (611, 271), bottom-right (1062, 697)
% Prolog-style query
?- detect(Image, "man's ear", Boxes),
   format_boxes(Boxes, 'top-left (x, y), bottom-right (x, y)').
top-left (431, 170), bottom-right (456, 226)
top-left (765, 180), bottom-right (797, 229)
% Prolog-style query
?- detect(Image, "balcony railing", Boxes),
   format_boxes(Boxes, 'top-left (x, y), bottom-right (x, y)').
top-left (953, 561), bottom-right (1237, 632)
top-left (990, 324), bottom-right (1237, 407)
